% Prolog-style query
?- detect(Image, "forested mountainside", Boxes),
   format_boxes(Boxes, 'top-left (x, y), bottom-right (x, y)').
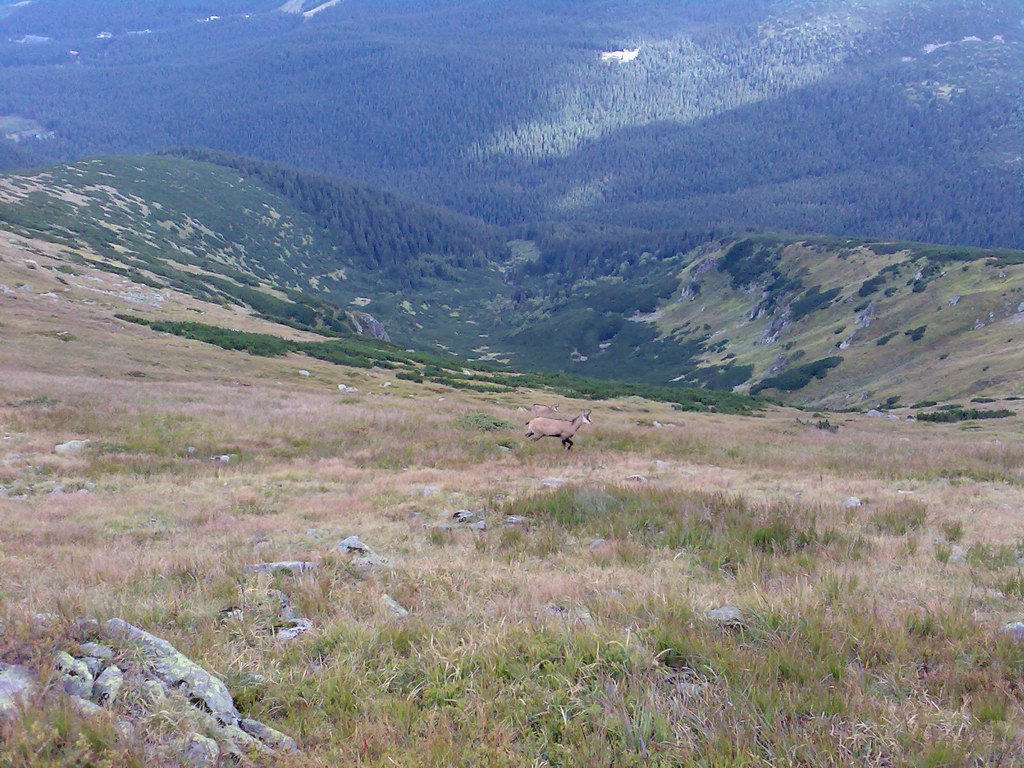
top-left (0, 0), bottom-right (1019, 247)
top-left (3, 154), bottom-right (1024, 407)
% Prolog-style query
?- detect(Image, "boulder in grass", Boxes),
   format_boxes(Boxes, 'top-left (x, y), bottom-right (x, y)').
top-left (707, 606), bottom-right (745, 626)
top-left (0, 663), bottom-right (35, 720)
top-left (102, 619), bottom-right (240, 725)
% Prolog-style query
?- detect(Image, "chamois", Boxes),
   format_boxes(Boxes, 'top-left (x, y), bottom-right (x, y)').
top-left (530, 403), bottom-right (560, 416)
top-left (525, 409), bottom-right (593, 451)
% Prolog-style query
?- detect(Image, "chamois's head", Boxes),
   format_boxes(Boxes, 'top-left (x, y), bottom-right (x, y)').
top-left (579, 409), bottom-right (593, 424)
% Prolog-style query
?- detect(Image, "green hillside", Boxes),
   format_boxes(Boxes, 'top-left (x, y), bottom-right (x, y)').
top-left (2, 154), bottom-right (1024, 407)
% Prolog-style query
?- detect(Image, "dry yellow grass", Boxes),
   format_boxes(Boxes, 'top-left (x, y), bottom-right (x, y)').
top-left (3, 233), bottom-right (1024, 766)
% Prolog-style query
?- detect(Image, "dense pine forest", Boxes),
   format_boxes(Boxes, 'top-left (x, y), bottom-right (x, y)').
top-left (0, 0), bottom-right (1019, 248)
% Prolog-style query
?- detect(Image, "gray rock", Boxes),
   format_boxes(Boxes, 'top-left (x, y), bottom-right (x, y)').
top-left (335, 536), bottom-right (369, 553)
top-left (243, 561), bottom-right (319, 575)
top-left (54, 651), bottom-right (93, 698)
top-left (220, 723), bottom-right (273, 757)
top-left (54, 439), bottom-right (90, 456)
top-left (297, 370), bottom-right (311, 377)
top-left (382, 594), bottom-right (409, 618)
top-left (865, 410), bottom-right (886, 418)
top-left (843, 497), bottom-right (862, 508)
top-left (467, 520), bottom-right (487, 531)
top-left (418, 485), bottom-right (441, 496)
top-left (949, 546), bottom-right (966, 564)
top-left (1000, 622), bottom-right (1024, 642)
top-left (353, 554), bottom-right (390, 569)
top-left (239, 718), bottom-right (299, 752)
top-left (503, 515), bottom-right (528, 526)
top-left (590, 538), bottom-right (607, 549)
top-left (184, 733), bottom-right (220, 768)
top-left (452, 509), bottom-right (480, 523)
top-left (79, 642), bottom-right (114, 659)
top-left (81, 656), bottom-right (103, 677)
top-left (276, 618), bottom-right (313, 641)
top-left (625, 474), bottom-right (648, 483)
top-left (541, 477), bottom-right (567, 488)
top-left (707, 606), bottom-right (745, 626)
top-left (539, 602), bottom-right (594, 627)
top-left (103, 618), bottom-right (240, 724)
top-left (348, 311), bottom-right (391, 342)
top-left (0, 663), bottom-right (35, 719)
top-left (94, 665), bottom-right (123, 705)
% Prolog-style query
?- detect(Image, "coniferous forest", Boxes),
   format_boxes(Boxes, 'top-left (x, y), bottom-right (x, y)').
top-left (0, 0), bottom-right (1019, 248)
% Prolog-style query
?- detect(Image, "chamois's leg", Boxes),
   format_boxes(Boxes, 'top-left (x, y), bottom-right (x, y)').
top-left (531, 434), bottom-right (544, 441)
top-left (563, 437), bottom-right (573, 450)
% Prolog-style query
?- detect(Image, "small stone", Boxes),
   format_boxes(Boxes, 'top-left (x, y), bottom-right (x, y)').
top-left (452, 509), bottom-right (480, 523)
top-left (707, 606), bottom-right (745, 626)
top-left (1000, 622), bottom-right (1024, 642)
top-left (335, 535), bottom-right (369, 553)
top-left (590, 538), bottom-right (607, 549)
top-left (276, 618), bottom-right (313, 640)
top-left (382, 594), bottom-right (409, 618)
top-left (467, 520), bottom-right (487, 531)
top-left (68, 695), bottom-right (103, 717)
top-left (354, 554), bottom-right (390, 568)
top-left (503, 515), bottom-right (528, 526)
top-left (865, 410), bottom-right (886, 418)
top-left (654, 460), bottom-right (670, 468)
top-left (79, 642), bottom-right (114, 659)
top-left (94, 665), bottom-right (123, 704)
top-left (243, 561), bottom-right (320, 575)
top-left (338, 384), bottom-right (358, 393)
top-left (54, 439), bottom-right (90, 456)
top-left (298, 370), bottom-right (311, 377)
top-left (948, 546), bottom-right (966, 564)
top-left (542, 477), bottom-right (567, 488)
top-left (184, 733), bottom-right (220, 768)
top-left (81, 656), bottom-right (103, 677)
top-left (418, 485), bottom-right (441, 496)
top-left (239, 718), bottom-right (299, 752)
top-left (843, 497), bottom-right (862, 508)
top-left (625, 474), bottom-right (648, 483)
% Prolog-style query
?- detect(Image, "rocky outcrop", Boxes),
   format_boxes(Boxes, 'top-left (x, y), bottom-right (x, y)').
top-left (348, 311), bottom-right (391, 342)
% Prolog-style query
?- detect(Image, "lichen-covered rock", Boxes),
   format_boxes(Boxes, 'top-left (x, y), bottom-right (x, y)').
top-left (81, 656), bottom-right (103, 677)
top-left (0, 663), bottom-right (35, 719)
top-left (79, 642), bottom-right (114, 659)
top-left (54, 439), bottom-right (90, 456)
top-left (103, 619), bottom-right (240, 724)
top-left (239, 717), bottom-right (299, 752)
top-left (94, 665), bottom-right (123, 705)
top-left (184, 733), bottom-right (220, 768)
top-left (382, 594), bottom-right (409, 618)
top-left (54, 650), bottom-right (93, 699)
top-left (221, 723), bottom-right (273, 757)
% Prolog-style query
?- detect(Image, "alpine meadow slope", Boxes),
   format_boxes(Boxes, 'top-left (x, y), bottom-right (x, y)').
top-left (1, 154), bottom-right (1023, 407)
top-left (4, 173), bottom-right (1024, 768)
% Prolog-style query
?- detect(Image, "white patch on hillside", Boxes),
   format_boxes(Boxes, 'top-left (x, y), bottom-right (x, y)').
top-left (923, 36), bottom-right (983, 54)
top-left (279, 0), bottom-right (343, 18)
top-left (600, 48), bottom-right (640, 63)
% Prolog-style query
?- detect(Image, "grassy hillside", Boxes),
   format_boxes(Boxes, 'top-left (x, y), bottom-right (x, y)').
top-left (647, 236), bottom-right (1024, 407)
top-left (5, 212), bottom-right (1024, 767)
top-left (3, 155), bottom-right (1024, 406)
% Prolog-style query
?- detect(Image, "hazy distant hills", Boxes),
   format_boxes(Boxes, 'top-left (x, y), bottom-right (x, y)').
top-left (0, 0), bottom-right (1019, 247)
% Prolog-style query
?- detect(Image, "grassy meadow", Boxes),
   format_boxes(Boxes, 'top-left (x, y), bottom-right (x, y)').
top-left (3, 235), bottom-right (1024, 767)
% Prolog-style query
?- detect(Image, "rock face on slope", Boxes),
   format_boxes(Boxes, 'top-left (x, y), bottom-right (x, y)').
top-left (348, 311), bottom-right (391, 342)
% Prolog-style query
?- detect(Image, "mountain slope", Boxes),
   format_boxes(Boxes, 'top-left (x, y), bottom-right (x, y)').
top-left (3, 154), bottom-right (1024, 407)
top-left (0, 0), bottom-right (1018, 246)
